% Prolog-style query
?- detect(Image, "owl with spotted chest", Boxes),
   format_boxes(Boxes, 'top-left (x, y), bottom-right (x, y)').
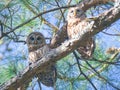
top-left (67, 6), bottom-right (95, 59)
top-left (26, 32), bottom-right (57, 87)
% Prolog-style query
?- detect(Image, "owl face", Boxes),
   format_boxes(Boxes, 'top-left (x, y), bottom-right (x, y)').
top-left (67, 6), bottom-right (85, 20)
top-left (26, 32), bottom-right (46, 50)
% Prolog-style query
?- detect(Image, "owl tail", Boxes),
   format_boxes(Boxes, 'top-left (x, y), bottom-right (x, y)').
top-left (77, 38), bottom-right (95, 59)
top-left (36, 64), bottom-right (57, 89)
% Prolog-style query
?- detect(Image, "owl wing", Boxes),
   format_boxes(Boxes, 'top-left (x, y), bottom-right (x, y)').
top-left (77, 37), bottom-right (95, 59)
top-left (50, 22), bottom-right (68, 48)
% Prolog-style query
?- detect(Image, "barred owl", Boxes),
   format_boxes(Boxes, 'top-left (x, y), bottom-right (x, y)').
top-left (26, 32), bottom-right (57, 88)
top-left (67, 6), bottom-right (95, 59)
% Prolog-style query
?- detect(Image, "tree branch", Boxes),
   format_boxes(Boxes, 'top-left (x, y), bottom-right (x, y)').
top-left (50, 0), bottom-right (116, 48)
top-left (0, 0), bottom-right (115, 39)
top-left (0, 4), bottom-right (120, 90)
top-left (0, 5), bottom-right (75, 39)
top-left (78, 0), bottom-right (115, 11)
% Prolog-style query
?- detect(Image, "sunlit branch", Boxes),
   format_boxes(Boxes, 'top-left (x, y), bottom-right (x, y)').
top-left (0, 0), bottom-right (12, 12)
top-left (0, 2), bottom-right (120, 90)
top-left (0, 0), bottom-right (115, 39)
top-left (0, 5), bottom-right (76, 39)
top-left (22, 0), bottom-right (59, 31)
top-left (91, 57), bottom-right (120, 65)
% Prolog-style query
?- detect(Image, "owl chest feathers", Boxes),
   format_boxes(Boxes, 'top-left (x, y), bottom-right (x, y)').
top-left (67, 20), bottom-right (86, 39)
top-left (28, 45), bottom-right (50, 63)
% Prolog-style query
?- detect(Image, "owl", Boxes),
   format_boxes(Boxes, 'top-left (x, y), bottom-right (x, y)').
top-left (67, 6), bottom-right (95, 59)
top-left (26, 32), bottom-right (57, 88)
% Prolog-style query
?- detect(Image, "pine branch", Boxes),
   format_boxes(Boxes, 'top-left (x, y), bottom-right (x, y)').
top-left (0, 3), bottom-right (120, 90)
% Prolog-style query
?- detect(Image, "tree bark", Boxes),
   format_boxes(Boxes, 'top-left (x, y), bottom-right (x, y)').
top-left (0, 2), bottom-right (120, 90)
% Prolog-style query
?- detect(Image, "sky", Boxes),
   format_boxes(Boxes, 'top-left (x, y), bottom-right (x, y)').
top-left (0, 1), bottom-right (120, 90)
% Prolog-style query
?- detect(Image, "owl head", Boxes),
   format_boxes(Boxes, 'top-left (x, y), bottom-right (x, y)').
top-left (26, 32), bottom-right (46, 51)
top-left (67, 6), bottom-right (86, 20)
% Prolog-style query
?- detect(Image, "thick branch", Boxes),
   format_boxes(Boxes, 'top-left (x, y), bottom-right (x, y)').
top-left (0, 4), bottom-right (120, 90)
top-left (0, 0), bottom-right (115, 39)
top-left (78, 0), bottom-right (115, 11)
top-left (50, 0), bottom-right (116, 48)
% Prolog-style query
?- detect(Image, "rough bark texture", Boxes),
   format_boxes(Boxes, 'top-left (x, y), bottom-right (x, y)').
top-left (50, 0), bottom-right (116, 48)
top-left (0, 1), bottom-right (120, 90)
top-left (78, 0), bottom-right (115, 11)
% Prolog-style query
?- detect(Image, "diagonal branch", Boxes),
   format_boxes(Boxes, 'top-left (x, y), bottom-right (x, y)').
top-left (85, 61), bottom-right (120, 90)
top-left (22, 0), bottom-right (59, 31)
top-left (50, 0), bottom-right (116, 48)
top-left (78, 0), bottom-right (115, 11)
top-left (0, 5), bottom-right (76, 39)
top-left (0, 4), bottom-right (120, 90)
top-left (73, 51), bottom-right (97, 90)
top-left (0, 0), bottom-right (115, 39)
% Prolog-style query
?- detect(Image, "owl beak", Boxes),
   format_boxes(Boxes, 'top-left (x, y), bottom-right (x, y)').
top-left (34, 41), bottom-right (37, 44)
top-left (74, 11), bottom-right (77, 16)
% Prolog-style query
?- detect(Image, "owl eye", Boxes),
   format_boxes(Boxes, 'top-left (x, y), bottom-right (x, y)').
top-left (37, 37), bottom-right (41, 40)
top-left (70, 10), bottom-right (74, 13)
top-left (76, 9), bottom-right (80, 12)
top-left (30, 36), bottom-right (34, 40)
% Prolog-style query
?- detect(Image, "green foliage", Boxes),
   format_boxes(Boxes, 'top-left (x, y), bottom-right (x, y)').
top-left (0, 56), bottom-right (26, 84)
top-left (0, 62), bottom-right (16, 84)
top-left (0, 0), bottom-right (120, 89)
top-left (0, 0), bottom-right (18, 11)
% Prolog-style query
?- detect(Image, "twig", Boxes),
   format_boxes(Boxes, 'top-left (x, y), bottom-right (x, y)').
top-left (6, 35), bottom-right (26, 43)
top-left (0, 4), bottom-right (120, 89)
top-left (22, 0), bottom-right (59, 31)
top-left (73, 51), bottom-right (97, 90)
top-left (0, 5), bottom-right (76, 39)
top-left (102, 31), bottom-right (120, 36)
top-left (55, 0), bottom-right (66, 22)
top-left (0, 22), bottom-right (3, 36)
top-left (91, 57), bottom-right (120, 65)
top-left (85, 61), bottom-right (120, 90)
top-left (44, 0), bottom-right (57, 6)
